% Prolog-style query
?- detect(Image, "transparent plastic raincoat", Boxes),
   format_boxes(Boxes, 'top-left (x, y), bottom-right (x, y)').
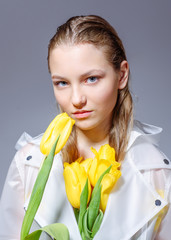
top-left (0, 121), bottom-right (171, 240)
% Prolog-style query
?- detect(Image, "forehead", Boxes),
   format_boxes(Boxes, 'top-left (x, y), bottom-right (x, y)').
top-left (49, 44), bottom-right (111, 72)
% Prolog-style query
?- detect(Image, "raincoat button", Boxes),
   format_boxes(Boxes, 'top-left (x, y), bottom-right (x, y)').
top-left (26, 155), bottom-right (32, 161)
top-left (163, 159), bottom-right (169, 165)
top-left (155, 199), bottom-right (161, 206)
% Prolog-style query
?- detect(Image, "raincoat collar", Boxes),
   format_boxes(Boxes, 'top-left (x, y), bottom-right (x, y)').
top-left (127, 120), bottom-right (162, 150)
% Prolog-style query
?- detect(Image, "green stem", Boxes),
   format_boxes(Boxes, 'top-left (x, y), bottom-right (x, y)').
top-left (20, 136), bottom-right (60, 240)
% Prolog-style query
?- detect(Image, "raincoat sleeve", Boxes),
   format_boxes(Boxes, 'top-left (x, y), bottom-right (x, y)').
top-left (153, 168), bottom-right (171, 240)
top-left (0, 150), bottom-right (25, 240)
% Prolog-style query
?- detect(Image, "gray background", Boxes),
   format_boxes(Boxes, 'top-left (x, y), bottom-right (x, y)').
top-left (0, 0), bottom-right (171, 195)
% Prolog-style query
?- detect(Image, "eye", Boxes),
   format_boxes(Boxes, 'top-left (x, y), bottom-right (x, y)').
top-left (53, 81), bottom-right (68, 87)
top-left (86, 76), bottom-right (98, 84)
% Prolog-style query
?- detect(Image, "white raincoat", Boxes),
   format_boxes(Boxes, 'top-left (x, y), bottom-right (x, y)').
top-left (0, 120), bottom-right (171, 240)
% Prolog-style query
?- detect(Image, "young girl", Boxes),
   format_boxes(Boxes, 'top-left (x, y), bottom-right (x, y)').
top-left (0, 15), bottom-right (170, 240)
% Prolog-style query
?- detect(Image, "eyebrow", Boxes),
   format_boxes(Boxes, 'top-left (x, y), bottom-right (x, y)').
top-left (51, 69), bottom-right (106, 80)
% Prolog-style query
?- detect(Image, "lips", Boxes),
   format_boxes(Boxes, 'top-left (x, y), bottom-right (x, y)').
top-left (73, 110), bottom-right (92, 119)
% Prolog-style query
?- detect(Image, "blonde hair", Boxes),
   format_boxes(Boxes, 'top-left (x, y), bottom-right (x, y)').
top-left (48, 15), bottom-right (133, 163)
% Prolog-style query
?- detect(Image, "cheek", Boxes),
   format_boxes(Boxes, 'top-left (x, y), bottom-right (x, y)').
top-left (91, 85), bottom-right (118, 109)
top-left (53, 91), bottom-right (69, 111)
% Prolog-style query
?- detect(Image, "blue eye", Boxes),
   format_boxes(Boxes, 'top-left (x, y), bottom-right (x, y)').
top-left (55, 81), bottom-right (68, 87)
top-left (86, 76), bottom-right (98, 83)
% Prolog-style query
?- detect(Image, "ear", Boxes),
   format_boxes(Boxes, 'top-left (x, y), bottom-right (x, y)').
top-left (118, 60), bottom-right (129, 89)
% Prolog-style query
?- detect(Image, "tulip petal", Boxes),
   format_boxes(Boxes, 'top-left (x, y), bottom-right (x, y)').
top-left (95, 160), bottom-right (111, 183)
top-left (90, 147), bottom-right (99, 159)
top-left (88, 158), bottom-right (98, 187)
top-left (80, 158), bottom-right (93, 174)
top-left (63, 162), bottom-right (91, 209)
top-left (91, 165), bottom-right (112, 201)
top-left (40, 113), bottom-right (75, 155)
top-left (100, 170), bottom-right (121, 212)
top-left (63, 166), bottom-right (81, 208)
top-left (55, 117), bottom-right (75, 154)
top-left (100, 173), bottom-right (115, 211)
top-left (98, 144), bottom-right (115, 163)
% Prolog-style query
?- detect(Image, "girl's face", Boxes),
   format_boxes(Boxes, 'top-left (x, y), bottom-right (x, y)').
top-left (49, 44), bottom-right (128, 132)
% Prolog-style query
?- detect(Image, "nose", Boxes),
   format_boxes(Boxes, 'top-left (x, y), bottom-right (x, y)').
top-left (71, 86), bottom-right (87, 109)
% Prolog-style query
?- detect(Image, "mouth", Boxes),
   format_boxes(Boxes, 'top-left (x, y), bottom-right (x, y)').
top-left (72, 110), bottom-right (93, 119)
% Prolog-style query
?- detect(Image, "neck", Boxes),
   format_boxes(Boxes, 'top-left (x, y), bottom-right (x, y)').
top-left (76, 123), bottom-right (111, 159)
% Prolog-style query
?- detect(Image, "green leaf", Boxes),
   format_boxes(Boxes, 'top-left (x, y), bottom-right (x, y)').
top-left (78, 178), bottom-right (89, 233)
top-left (87, 185), bottom-right (101, 231)
top-left (91, 165), bottom-right (112, 200)
top-left (82, 210), bottom-right (92, 240)
top-left (86, 166), bottom-right (111, 234)
top-left (25, 223), bottom-right (70, 240)
top-left (91, 210), bottom-right (103, 238)
top-left (20, 136), bottom-right (60, 240)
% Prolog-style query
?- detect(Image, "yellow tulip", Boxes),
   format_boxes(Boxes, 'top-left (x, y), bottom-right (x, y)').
top-left (88, 144), bottom-right (120, 186)
top-left (100, 170), bottom-right (121, 211)
top-left (40, 113), bottom-right (75, 155)
top-left (63, 162), bottom-right (91, 209)
top-left (87, 144), bottom-right (121, 211)
top-left (92, 144), bottom-right (120, 167)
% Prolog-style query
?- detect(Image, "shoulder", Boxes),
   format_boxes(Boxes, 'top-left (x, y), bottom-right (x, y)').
top-left (14, 131), bottom-right (63, 172)
top-left (126, 121), bottom-right (171, 206)
top-left (9, 132), bottom-right (45, 188)
top-left (14, 132), bottom-right (45, 169)
top-left (127, 120), bottom-right (171, 171)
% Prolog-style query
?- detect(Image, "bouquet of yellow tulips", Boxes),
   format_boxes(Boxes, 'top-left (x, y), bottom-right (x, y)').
top-left (63, 145), bottom-right (121, 239)
top-left (20, 113), bottom-right (121, 240)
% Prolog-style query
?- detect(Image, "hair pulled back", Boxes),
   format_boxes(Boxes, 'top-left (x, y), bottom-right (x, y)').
top-left (48, 15), bottom-right (133, 163)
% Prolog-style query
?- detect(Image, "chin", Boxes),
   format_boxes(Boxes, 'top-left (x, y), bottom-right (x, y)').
top-left (75, 120), bottom-right (99, 131)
